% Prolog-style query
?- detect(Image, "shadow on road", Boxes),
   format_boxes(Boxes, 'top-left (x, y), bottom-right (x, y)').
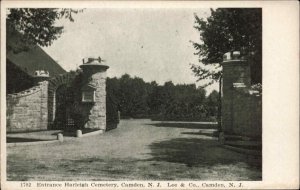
top-left (147, 137), bottom-right (262, 169)
top-left (7, 137), bottom-right (49, 143)
top-left (146, 122), bottom-right (218, 129)
top-left (181, 130), bottom-right (219, 137)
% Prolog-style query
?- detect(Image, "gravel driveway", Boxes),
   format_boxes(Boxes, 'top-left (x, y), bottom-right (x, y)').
top-left (7, 119), bottom-right (261, 181)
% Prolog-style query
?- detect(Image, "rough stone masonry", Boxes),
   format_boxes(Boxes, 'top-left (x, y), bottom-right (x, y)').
top-left (7, 57), bottom-right (112, 132)
top-left (79, 58), bottom-right (109, 131)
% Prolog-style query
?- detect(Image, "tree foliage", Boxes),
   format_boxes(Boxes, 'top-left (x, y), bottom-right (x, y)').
top-left (107, 74), bottom-right (218, 121)
top-left (191, 8), bottom-right (262, 84)
top-left (6, 8), bottom-right (83, 53)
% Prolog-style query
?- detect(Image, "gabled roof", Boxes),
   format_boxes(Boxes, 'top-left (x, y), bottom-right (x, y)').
top-left (6, 30), bottom-right (66, 78)
top-left (7, 45), bottom-right (66, 78)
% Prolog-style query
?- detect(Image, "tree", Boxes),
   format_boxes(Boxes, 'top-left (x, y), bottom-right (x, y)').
top-left (191, 8), bottom-right (262, 129)
top-left (6, 8), bottom-right (83, 53)
top-left (107, 74), bottom-right (216, 121)
top-left (116, 74), bottom-right (151, 117)
top-left (191, 8), bottom-right (262, 85)
top-left (205, 90), bottom-right (219, 117)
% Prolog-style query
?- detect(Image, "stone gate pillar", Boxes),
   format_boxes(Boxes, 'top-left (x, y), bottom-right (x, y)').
top-left (221, 51), bottom-right (251, 135)
top-left (80, 58), bottom-right (109, 131)
top-left (33, 70), bottom-right (49, 130)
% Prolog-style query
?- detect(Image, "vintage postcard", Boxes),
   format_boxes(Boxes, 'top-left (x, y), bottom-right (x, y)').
top-left (1, 0), bottom-right (299, 190)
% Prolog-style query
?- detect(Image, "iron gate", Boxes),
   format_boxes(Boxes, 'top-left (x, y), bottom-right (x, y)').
top-left (54, 85), bottom-right (77, 130)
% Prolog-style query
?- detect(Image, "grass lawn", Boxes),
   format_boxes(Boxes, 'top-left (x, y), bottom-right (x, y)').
top-left (7, 119), bottom-right (261, 181)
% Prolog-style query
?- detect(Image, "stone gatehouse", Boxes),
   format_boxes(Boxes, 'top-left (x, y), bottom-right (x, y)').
top-left (6, 57), bottom-right (119, 132)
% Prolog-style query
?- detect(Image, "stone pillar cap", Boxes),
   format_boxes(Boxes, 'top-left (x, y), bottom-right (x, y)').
top-left (80, 57), bottom-right (109, 70)
top-left (223, 51), bottom-right (246, 60)
top-left (222, 51), bottom-right (247, 65)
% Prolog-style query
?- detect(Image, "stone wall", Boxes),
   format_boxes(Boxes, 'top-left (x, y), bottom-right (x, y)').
top-left (7, 62), bottom-right (116, 132)
top-left (106, 94), bottom-right (120, 131)
top-left (231, 88), bottom-right (262, 137)
top-left (7, 81), bottom-right (48, 132)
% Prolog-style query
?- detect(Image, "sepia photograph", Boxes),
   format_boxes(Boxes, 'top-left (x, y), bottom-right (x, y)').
top-left (1, 1), bottom-right (299, 189)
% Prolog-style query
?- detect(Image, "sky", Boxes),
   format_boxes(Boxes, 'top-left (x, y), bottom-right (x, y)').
top-left (42, 8), bottom-right (218, 94)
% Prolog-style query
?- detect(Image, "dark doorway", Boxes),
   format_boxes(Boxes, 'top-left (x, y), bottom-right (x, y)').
top-left (54, 85), bottom-right (77, 130)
